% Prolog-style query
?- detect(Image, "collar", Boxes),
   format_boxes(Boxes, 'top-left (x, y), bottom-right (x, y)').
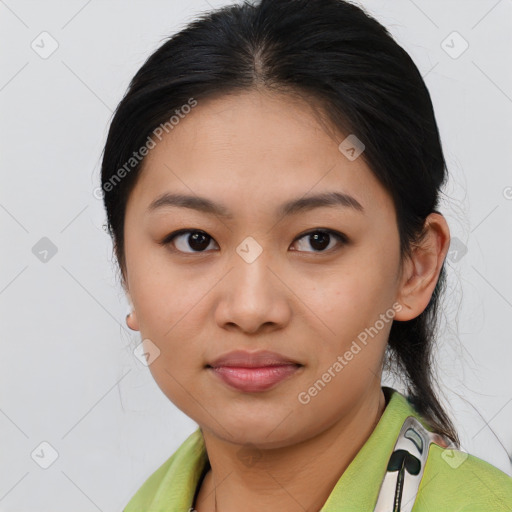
top-left (125, 386), bottom-right (432, 511)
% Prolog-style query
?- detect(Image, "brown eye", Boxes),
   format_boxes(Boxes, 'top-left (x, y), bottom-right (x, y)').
top-left (162, 230), bottom-right (218, 253)
top-left (291, 229), bottom-right (347, 253)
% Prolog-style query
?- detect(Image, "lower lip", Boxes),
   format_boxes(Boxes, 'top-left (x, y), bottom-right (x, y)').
top-left (208, 364), bottom-right (301, 392)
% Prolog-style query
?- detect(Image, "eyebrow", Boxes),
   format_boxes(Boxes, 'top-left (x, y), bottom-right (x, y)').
top-left (146, 191), bottom-right (364, 218)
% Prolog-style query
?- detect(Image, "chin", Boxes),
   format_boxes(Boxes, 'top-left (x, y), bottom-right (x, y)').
top-left (203, 416), bottom-right (311, 451)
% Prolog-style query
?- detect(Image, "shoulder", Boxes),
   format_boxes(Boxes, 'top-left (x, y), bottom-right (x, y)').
top-left (413, 443), bottom-right (512, 511)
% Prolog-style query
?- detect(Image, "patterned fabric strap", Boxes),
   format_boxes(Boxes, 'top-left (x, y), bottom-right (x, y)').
top-left (373, 415), bottom-right (450, 512)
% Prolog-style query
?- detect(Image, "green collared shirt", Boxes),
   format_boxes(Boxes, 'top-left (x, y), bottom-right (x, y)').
top-left (124, 387), bottom-right (512, 511)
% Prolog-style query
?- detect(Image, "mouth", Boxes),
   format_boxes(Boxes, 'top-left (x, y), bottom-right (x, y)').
top-left (206, 363), bottom-right (303, 392)
top-left (205, 349), bottom-right (303, 392)
top-left (206, 349), bottom-right (302, 368)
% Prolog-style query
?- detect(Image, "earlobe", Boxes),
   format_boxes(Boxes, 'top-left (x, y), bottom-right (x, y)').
top-left (393, 213), bottom-right (450, 322)
top-left (126, 310), bottom-right (140, 331)
top-left (125, 291), bottom-right (140, 331)
top-left (393, 257), bottom-right (417, 319)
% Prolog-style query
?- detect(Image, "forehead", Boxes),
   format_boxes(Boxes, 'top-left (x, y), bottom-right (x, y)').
top-left (126, 89), bottom-right (393, 219)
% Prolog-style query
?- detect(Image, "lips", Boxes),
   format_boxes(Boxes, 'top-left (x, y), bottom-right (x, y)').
top-left (206, 349), bottom-right (302, 369)
top-left (206, 350), bottom-right (303, 392)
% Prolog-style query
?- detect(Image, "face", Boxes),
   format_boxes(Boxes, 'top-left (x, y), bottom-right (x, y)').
top-left (123, 89), bottom-right (405, 448)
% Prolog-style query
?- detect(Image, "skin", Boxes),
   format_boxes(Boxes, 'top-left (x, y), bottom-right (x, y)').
top-left (122, 88), bottom-right (450, 512)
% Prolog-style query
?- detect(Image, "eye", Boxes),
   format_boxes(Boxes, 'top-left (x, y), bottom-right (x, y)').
top-left (161, 229), bottom-right (218, 253)
top-left (161, 228), bottom-right (348, 255)
top-left (290, 229), bottom-right (348, 253)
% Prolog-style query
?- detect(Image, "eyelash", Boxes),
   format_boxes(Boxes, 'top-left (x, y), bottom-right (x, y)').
top-left (160, 228), bottom-right (349, 254)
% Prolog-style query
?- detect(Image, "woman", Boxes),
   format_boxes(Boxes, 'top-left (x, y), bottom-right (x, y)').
top-left (99, 0), bottom-right (512, 510)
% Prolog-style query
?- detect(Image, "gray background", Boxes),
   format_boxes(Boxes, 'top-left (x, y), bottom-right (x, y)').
top-left (1, 0), bottom-right (511, 510)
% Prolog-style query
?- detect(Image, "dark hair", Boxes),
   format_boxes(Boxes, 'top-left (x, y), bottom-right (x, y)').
top-left (100, 0), bottom-right (460, 448)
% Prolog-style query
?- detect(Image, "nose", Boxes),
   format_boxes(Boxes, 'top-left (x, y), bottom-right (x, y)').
top-left (214, 248), bottom-right (291, 335)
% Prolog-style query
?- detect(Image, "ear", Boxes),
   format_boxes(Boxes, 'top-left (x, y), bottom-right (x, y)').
top-left (394, 213), bottom-right (450, 321)
top-left (117, 250), bottom-right (140, 331)
top-left (125, 290), bottom-right (140, 332)
top-left (126, 310), bottom-right (140, 331)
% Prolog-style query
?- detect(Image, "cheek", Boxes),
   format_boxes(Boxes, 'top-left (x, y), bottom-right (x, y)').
top-left (146, 354), bottom-right (203, 418)
top-left (303, 263), bottom-right (395, 368)
top-left (127, 258), bottom-right (215, 367)
top-left (126, 242), bottom-right (189, 329)
top-left (134, 277), bottom-right (206, 342)
top-left (307, 264), bottom-right (389, 325)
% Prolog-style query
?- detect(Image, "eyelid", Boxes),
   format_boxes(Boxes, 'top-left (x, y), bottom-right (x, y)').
top-left (161, 228), bottom-right (348, 254)
top-left (291, 228), bottom-right (348, 252)
top-left (160, 229), bottom-right (218, 253)
top-left (160, 228), bottom-right (206, 246)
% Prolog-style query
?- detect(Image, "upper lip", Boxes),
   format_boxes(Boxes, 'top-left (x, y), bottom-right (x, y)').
top-left (206, 350), bottom-right (302, 368)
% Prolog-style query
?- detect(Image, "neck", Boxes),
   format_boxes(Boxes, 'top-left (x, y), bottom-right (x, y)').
top-left (194, 387), bottom-right (387, 512)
